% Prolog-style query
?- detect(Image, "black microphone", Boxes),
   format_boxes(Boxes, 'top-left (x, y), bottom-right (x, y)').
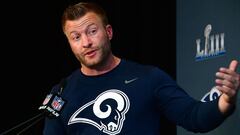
top-left (0, 78), bottom-right (67, 135)
top-left (38, 78), bottom-right (67, 118)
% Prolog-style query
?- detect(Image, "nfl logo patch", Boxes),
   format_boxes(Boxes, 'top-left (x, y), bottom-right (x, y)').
top-left (51, 96), bottom-right (65, 111)
top-left (43, 94), bottom-right (52, 105)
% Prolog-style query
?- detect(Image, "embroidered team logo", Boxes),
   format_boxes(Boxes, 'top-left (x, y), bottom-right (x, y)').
top-left (68, 89), bottom-right (130, 135)
top-left (201, 86), bottom-right (222, 102)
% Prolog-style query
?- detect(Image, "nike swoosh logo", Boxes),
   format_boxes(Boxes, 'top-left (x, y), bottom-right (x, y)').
top-left (124, 78), bottom-right (138, 84)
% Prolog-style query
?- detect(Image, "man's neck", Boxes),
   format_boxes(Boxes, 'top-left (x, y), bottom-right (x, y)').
top-left (81, 56), bottom-right (120, 76)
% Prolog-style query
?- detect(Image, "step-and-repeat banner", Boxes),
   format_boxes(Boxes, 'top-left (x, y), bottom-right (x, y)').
top-left (177, 0), bottom-right (240, 135)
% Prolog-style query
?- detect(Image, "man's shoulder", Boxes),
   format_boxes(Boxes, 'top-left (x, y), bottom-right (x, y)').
top-left (123, 59), bottom-right (155, 68)
top-left (122, 59), bottom-right (164, 74)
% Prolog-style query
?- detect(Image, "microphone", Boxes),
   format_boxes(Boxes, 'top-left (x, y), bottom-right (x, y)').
top-left (0, 78), bottom-right (67, 135)
top-left (38, 78), bottom-right (67, 118)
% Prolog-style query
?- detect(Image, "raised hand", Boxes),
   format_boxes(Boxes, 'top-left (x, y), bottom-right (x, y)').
top-left (216, 60), bottom-right (240, 114)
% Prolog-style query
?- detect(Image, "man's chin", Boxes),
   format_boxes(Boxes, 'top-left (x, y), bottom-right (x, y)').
top-left (84, 60), bottom-right (102, 68)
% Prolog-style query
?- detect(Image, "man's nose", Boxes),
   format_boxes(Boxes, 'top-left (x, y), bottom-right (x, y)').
top-left (81, 34), bottom-right (92, 47)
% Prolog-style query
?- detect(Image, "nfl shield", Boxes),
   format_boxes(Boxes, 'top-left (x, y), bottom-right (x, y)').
top-left (51, 96), bottom-right (65, 111)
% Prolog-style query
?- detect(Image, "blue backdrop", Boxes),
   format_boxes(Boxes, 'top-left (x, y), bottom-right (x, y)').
top-left (177, 0), bottom-right (240, 135)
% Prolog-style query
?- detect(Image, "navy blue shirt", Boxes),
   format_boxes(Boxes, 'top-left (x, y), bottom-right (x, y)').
top-left (43, 59), bottom-right (228, 135)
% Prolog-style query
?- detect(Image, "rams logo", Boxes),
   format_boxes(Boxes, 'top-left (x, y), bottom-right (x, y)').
top-left (68, 89), bottom-right (130, 135)
top-left (201, 86), bottom-right (222, 102)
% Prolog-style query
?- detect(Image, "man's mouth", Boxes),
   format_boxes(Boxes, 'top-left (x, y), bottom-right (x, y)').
top-left (85, 50), bottom-right (97, 57)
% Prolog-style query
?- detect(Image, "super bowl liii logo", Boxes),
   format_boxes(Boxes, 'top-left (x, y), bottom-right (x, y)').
top-left (195, 24), bottom-right (226, 61)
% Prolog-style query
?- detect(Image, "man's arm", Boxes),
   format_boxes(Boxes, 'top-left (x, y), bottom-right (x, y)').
top-left (216, 60), bottom-right (240, 115)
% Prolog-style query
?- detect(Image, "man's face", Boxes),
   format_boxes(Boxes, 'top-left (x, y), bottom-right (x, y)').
top-left (64, 12), bottom-right (113, 69)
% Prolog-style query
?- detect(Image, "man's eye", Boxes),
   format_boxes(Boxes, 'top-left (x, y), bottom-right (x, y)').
top-left (88, 29), bottom-right (97, 36)
top-left (73, 35), bottom-right (80, 41)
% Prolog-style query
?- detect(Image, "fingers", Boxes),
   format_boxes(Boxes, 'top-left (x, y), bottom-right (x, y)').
top-left (219, 67), bottom-right (236, 75)
top-left (216, 85), bottom-right (236, 98)
top-left (218, 59), bottom-right (238, 75)
top-left (216, 60), bottom-right (239, 85)
top-left (216, 71), bottom-right (239, 88)
top-left (229, 60), bottom-right (238, 71)
top-left (215, 60), bottom-right (240, 104)
top-left (215, 78), bottom-right (235, 89)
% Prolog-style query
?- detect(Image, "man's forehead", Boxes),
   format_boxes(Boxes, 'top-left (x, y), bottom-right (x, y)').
top-left (65, 12), bottom-right (101, 32)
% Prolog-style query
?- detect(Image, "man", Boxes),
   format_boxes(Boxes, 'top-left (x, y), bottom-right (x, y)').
top-left (43, 2), bottom-right (240, 135)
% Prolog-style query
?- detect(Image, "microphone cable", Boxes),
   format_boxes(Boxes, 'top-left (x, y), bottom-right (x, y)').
top-left (0, 112), bottom-right (46, 135)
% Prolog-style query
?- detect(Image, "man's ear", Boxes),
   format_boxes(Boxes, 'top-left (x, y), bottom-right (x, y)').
top-left (105, 24), bottom-right (113, 40)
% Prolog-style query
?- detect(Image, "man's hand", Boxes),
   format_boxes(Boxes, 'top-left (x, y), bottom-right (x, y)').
top-left (217, 60), bottom-right (240, 114)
